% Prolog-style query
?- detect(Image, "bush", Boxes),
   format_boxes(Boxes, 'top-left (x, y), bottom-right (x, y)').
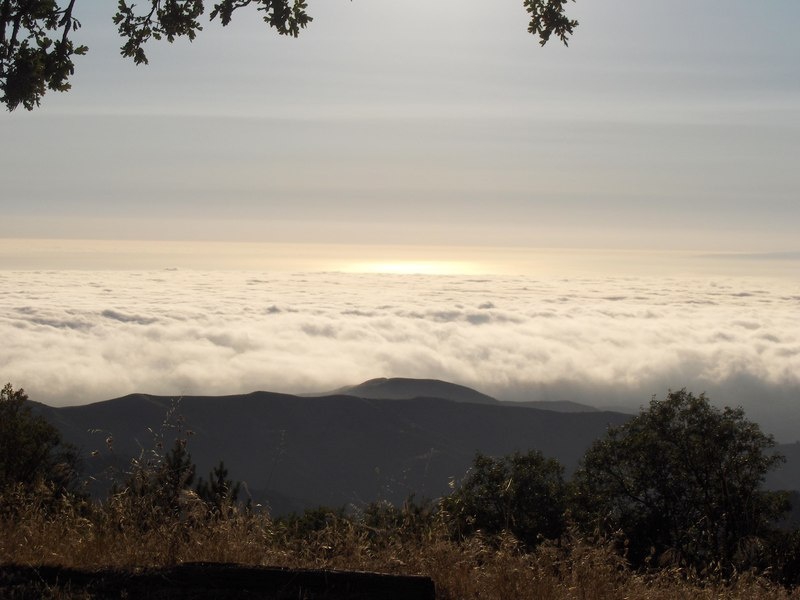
top-left (572, 389), bottom-right (788, 570)
top-left (0, 383), bottom-right (79, 497)
top-left (443, 450), bottom-right (567, 548)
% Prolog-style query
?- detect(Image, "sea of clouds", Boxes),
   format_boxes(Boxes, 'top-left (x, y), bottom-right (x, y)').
top-left (2, 270), bottom-right (799, 440)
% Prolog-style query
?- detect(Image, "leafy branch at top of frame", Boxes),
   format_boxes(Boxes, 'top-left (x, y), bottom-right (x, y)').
top-left (114, 0), bottom-right (205, 65)
top-left (114, 0), bottom-right (312, 66)
top-left (2, 0), bottom-right (577, 111)
top-left (210, 0), bottom-right (311, 36)
top-left (524, 0), bottom-right (578, 46)
top-left (0, 0), bottom-right (87, 110)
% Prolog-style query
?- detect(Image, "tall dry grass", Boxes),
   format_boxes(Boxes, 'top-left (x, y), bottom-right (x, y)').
top-left (2, 486), bottom-right (800, 600)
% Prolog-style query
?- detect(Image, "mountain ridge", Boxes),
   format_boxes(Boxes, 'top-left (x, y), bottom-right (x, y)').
top-left (30, 378), bottom-right (797, 515)
top-left (310, 377), bottom-right (500, 405)
top-left (311, 377), bottom-right (599, 412)
top-left (32, 385), bottom-right (629, 514)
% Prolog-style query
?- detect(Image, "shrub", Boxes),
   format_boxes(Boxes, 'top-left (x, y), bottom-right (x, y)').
top-left (443, 450), bottom-right (567, 548)
top-left (0, 383), bottom-right (79, 498)
top-left (572, 389), bottom-right (788, 570)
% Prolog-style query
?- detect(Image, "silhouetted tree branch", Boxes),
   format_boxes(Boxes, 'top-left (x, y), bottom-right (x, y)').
top-left (1, 0), bottom-right (576, 111)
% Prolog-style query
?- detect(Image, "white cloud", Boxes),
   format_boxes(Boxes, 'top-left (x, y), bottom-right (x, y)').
top-left (1, 270), bottom-right (799, 439)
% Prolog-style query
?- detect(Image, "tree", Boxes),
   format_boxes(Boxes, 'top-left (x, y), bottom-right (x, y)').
top-left (121, 437), bottom-right (196, 515)
top-left (0, 382), bottom-right (79, 494)
top-left (1, 0), bottom-right (577, 111)
top-left (196, 460), bottom-right (241, 516)
top-left (571, 389), bottom-right (788, 570)
top-left (444, 450), bottom-right (567, 547)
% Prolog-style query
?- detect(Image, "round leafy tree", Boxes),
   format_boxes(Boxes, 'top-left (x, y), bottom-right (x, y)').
top-left (444, 450), bottom-right (567, 547)
top-left (0, 383), bottom-right (78, 495)
top-left (572, 389), bottom-right (788, 569)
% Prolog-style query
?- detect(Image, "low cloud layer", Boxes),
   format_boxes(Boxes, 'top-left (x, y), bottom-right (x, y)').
top-left (2, 270), bottom-right (799, 439)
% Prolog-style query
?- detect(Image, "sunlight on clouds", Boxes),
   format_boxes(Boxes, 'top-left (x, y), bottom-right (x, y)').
top-left (344, 261), bottom-right (483, 275)
top-left (1, 269), bottom-right (799, 439)
top-left (4, 240), bottom-right (799, 278)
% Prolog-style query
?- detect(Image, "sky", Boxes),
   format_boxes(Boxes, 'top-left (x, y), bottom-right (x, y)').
top-left (1, 0), bottom-right (799, 252)
top-left (1, 1), bottom-right (799, 439)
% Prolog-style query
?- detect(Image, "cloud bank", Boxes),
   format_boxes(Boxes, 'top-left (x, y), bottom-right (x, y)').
top-left (1, 270), bottom-right (798, 439)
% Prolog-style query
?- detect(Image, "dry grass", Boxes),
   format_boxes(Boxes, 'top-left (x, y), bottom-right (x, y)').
top-left (2, 488), bottom-right (799, 600)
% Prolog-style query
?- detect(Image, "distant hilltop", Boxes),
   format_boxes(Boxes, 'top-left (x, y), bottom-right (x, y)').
top-left (312, 377), bottom-right (599, 413)
top-left (313, 377), bottom-right (499, 405)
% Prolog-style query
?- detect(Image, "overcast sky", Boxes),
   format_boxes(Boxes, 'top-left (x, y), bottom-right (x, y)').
top-left (2, 0), bottom-right (799, 254)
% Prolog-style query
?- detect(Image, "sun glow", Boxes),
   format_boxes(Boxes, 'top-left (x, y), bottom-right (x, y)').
top-left (344, 261), bottom-right (481, 275)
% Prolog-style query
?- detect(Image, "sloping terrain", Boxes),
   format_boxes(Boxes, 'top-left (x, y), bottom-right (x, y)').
top-left (35, 389), bottom-right (630, 514)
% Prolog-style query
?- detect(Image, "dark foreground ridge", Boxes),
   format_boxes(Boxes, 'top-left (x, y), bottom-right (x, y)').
top-left (33, 387), bottom-right (632, 513)
top-left (0, 562), bottom-right (436, 600)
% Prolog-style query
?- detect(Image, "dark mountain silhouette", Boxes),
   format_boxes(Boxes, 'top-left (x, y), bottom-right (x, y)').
top-left (32, 379), bottom-right (799, 514)
top-left (317, 377), bottom-right (500, 405)
top-left (315, 377), bottom-right (599, 412)
top-left (769, 442), bottom-right (800, 492)
top-left (33, 388), bottom-right (631, 515)
top-left (513, 400), bottom-right (599, 413)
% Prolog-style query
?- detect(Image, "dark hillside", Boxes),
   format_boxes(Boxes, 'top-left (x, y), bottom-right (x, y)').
top-left (36, 391), bottom-right (630, 514)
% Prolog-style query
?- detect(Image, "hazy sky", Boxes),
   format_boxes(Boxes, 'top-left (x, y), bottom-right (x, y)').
top-left (2, 0), bottom-right (799, 253)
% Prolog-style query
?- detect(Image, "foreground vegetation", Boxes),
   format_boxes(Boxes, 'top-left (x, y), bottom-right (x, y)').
top-left (4, 383), bottom-right (800, 598)
top-left (3, 489), bottom-right (800, 600)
